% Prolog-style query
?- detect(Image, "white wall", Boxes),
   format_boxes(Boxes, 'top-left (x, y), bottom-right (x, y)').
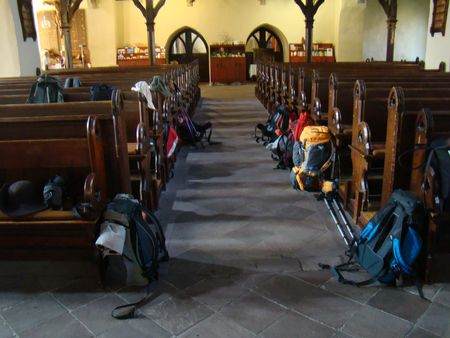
top-left (425, 0), bottom-right (450, 70)
top-left (335, 0), bottom-right (366, 61)
top-left (0, 0), bottom-right (21, 77)
top-left (83, 1), bottom-right (118, 66)
top-left (362, 0), bottom-right (429, 61)
top-left (0, 0), bottom-right (40, 77)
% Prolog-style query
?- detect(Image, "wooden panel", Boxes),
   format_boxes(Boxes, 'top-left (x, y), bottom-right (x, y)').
top-left (0, 138), bottom-right (90, 169)
top-left (431, 0), bottom-right (449, 36)
top-left (36, 11), bottom-right (60, 53)
top-left (211, 57), bottom-right (246, 83)
top-left (17, 0), bottom-right (37, 41)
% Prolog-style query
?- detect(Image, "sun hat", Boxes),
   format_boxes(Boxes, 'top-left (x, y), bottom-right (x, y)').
top-left (0, 180), bottom-right (48, 217)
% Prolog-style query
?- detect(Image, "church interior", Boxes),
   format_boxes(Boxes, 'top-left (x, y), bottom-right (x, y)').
top-left (0, 0), bottom-right (449, 337)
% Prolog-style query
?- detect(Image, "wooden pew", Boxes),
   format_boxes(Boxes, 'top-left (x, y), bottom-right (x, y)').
top-left (409, 109), bottom-right (450, 283)
top-left (351, 86), bottom-right (450, 225)
top-left (0, 98), bottom-right (130, 264)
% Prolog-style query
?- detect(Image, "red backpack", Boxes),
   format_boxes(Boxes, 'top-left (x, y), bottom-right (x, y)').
top-left (294, 111), bottom-right (313, 141)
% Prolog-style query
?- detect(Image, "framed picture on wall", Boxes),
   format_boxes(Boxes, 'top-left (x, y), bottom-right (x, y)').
top-left (17, 0), bottom-right (37, 41)
top-left (430, 0), bottom-right (449, 36)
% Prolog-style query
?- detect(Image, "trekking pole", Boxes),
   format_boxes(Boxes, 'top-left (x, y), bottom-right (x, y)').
top-left (331, 198), bottom-right (357, 243)
top-left (322, 195), bottom-right (350, 247)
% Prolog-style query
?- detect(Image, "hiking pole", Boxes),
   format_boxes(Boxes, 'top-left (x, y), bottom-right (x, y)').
top-left (322, 194), bottom-right (350, 247)
top-left (331, 197), bottom-right (357, 244)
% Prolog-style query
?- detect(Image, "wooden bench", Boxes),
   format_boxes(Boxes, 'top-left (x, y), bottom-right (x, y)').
top-left (0, 99), bottom-right (130, 264)
top-left (408, 109), bottom-right (450, 283)
top-left (351, 86), bottom-right (450, 225)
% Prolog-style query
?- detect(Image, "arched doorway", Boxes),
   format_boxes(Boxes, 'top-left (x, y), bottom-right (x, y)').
top-left (168, 28), bottom-right (209, 82)
top-left (246, 26), bottom-right (284, 64)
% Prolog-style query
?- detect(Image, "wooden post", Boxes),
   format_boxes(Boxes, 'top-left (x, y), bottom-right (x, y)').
top-left (147, 21), bottom-right (156, 65)
top-left (132, 0), bottom-right (166, 66)
top-left (294, 0), bottom-right (325, 63)
top-left (60, 1), bottom-right (73, 68)
top-left (378, 0), bottom-right (397, 62)
top-left (305, 17), bottom-right (314, 63)
top-left (46, 0), bottom-right (83, 68)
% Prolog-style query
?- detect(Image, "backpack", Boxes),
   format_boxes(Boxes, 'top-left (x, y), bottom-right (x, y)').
top-left (96, 194), bottom-right (169, 319)
top-left (27, 75), bottom-right (64, 104)
top-left (293, 111), bottom-right (313, 142)
top-left (332, 190), bottom-right (425, 296)
top-left (268, 130), bottom-right (295, 170)
top-left (422, 138), bottom-right (450, 213)
top-left (90, 84), bottom-right (114, 101)
top-left (64, 77), bottom-right (82, 88)
top-left (255, 104), bottom-right (290, 144)
top-left (291, 126), bottom-right (334, 191)
top-left (176, 110), bottom-right (212, 147)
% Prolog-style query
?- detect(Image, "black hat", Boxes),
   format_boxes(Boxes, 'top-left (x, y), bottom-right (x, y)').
top-left (0, 180), bottom-right (48, 217)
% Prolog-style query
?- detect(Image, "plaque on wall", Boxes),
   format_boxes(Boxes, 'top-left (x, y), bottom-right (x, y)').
top-left (430, 0), bottom-right (449, 36)
top-left (17, 0), bottom-right (37, 41)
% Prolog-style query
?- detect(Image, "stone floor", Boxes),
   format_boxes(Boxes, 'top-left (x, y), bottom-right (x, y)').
top-left (0, 84), bottom-right (449, 338)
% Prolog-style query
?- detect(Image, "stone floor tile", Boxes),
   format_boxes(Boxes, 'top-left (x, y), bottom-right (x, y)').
top-left (1, 293), bottom-right (66, 334)
top-left (117, 280), bottom-right (178, 308)
top-left (259, 311), bottom-right (337, 338)
top-left (143, 292), bottom-right (213, 335)
top-left (51, 278), bottom-right (106, 311)
top-left (185, 277), bottom-right (246, 311)
top-left (19, 312), bottom-right (93, 338)
top-left (417, 303), bottom-right (450, 338)
top-left (162, 259), bottom-right (209, 290)
top-left (97, 317), bottom-right (171, 338)
top-left (341, 305), bottom-right (413, 338)
top-left (0, 318), bottom-right (14, 338)
top-left (255, 275), bottom-right (362, 328)
top-left (403, 283), bottom-right (443, 301)
top-left (289, 270), bottom-right (333, 286)
top-left (250, 257), bottom-right (302, 274)
top-left (178, 313), bottom-right (255, 338)
top-left (331, 332), bottom-right (353, 338)
top-left (0, 275), bottom-right (43, 310)
top-left (230, 272), bottom-right (274, 290)
top-left (322, 278), bottom-right (380, 304)
top-left (433, 285), bottom-right (450, 308)
top-left (220, 291), bottom-right (286, 334)
top-left (71, 294), bottom-right (125, 336)
top-left (406, 326), bottom-right (442, 338)
top-left (368, 287), bottom-right (431, 322)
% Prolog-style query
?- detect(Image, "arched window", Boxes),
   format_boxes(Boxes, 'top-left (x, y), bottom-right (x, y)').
top-left (246, 26), bottom-right (284, 63)
top-left (168, 28), bottom-right (209, 82)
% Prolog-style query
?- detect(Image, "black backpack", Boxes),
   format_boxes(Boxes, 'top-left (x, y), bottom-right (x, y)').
top-left (27, 75), bottom-right (64, 104)
top-left (90, 84), bottom-right (114, 101)
top-left (255, 103), bottom-right (290, 144)
top-left (422, 138), bottom-right (450, 212)
top-left (176, 110), bottom-right (212, 147)
top-left (99, 194), bottom-right (169, 319)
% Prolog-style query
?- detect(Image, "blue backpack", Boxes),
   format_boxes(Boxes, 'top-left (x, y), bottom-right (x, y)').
top-left (64, 77), bottom-right (82, 88)
top-left (333, 190), bottom-right (425, 296)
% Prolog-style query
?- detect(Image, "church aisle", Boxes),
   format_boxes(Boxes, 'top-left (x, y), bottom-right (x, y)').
top-left (0, 85), bottom-right (446, 338)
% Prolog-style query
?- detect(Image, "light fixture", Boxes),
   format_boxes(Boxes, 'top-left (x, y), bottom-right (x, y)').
top-left (259, 0), bottom-right (266, 4)
top-left (187, 0), bottom-right (195, 6)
